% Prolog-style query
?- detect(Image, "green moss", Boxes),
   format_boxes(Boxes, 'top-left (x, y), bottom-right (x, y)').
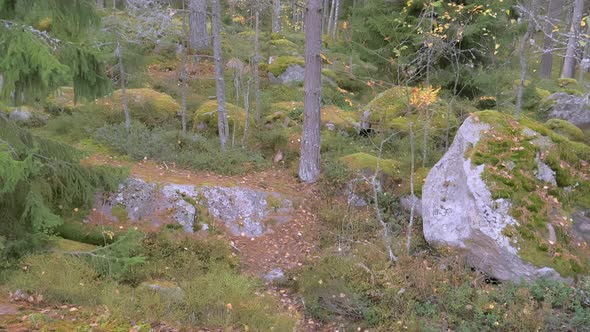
top-left (321, 68), bottom-right (338, 81)
top-left (366, 86), bottom-right (458, 139)
top-left (545, 119), bottom-right (589, 143)
top-left (192, 100), bottom-right (247, 133)
top-left (270, 38), bottom-right (298, 50)
top-left (469, 110), bottom-right (590, 277)
top-left (339, 152), bottom-right (399, 178)
top-left (95, 88), bottom-right (179, 127)
top-left (111, 205), bottom-right (129, 221)
top-left (268, 56), bottom-right (305, 76)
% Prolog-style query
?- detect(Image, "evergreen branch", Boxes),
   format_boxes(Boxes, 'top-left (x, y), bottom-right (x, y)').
top-left (0, 19), bottom-right (61, 49)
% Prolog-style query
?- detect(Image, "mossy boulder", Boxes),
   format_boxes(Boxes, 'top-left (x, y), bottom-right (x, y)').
top-left (266, 103), bottom-right (357, 130)
top-left (339, 152), bottom-right (399, 186)
top-left (95, 88), bottom-right (179, 127)
top-left (268, 56), bottom-right (305, 76)
top-left (545, 119), bottom-right (589, 143)
top-left (192, 100), bottom-right (246, 133)
top-left (321, 105), bottom-right (357, 130)
top-left (366, 86), bottom-right (458, 140)
top-left (422, 110), bottom-right (590, 282)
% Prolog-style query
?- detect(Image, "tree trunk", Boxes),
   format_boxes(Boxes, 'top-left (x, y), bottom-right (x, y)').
top-left (242, 76), bottom-right (252, 147)
top-left (327, 0), bottom-right (335, 35)
top-left (579, 24), bottom-right (590, 83)
top-left (516, 0), bottom-right (538, 117)
top-left (96, 0), bottom-right (104, 9)
top-left (272, 0), bottom-right (281, 33)
top-left (116, 41), bottom-right (130, 130)
top-left (254, 9), bottom-right (261, 125)
top-left (299, 0), bottom-right (322, 183)
top-left (211, 0), bottom-right (229, 149)
top-left (321, 0), bottom-right (329, 34)
top-left (180, 43), bottom-right (188, 133)
top-left (561, 0), bottom-right (584, 79)
top-left (331, 0), bottom-right (339, 39)
top-left (189, 0), bottom-right (209, 50)
top-left (540, 0), bottom-right (565, 78)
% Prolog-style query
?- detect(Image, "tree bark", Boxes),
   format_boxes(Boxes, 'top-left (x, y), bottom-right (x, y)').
top-left (516, 0), bottom-right (538, 117)
top-left (327, 0), bottom-right (335, 35)
top-left (331, 0), bottom-right (339, 39)
top-left (540, 0), bottom-right (565, 78)
top-left (254, 8), bottom-right (261, 125)
top-left (116, 41), bottom-right (130, 130)
top-left (561, 0), bottom-right (584, 79)
top-left (321, 0), bottom-right (329, 34)
top-left (299, 0), bottom-right (322, 183)
top-left (96, 0), bottom-right (104, 9)
top-left (579, 23), bottom-right (590, 83)
top-left (211, 0), bottom-right (229, 149)
top-left (272, 0), bottom-right (281, 33)
top-left (180, 43), bottom-right (188, 133)
top-left (189, 0), bottom-right (209, 50)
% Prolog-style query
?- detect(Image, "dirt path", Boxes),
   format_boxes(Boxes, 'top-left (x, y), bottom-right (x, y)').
top-left (82, 155), bottom-right (329, 331)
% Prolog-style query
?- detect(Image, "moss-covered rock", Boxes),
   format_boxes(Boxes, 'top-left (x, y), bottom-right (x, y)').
top-left (366, 86), bottom-right (458, 140)
top-left (545, 119), bottom-right (589, 143)
top-left (192, 100), bottom-right (246, 133)
top-left (472, 111), bottom-right (590, 278)
top-left (423, 111), bottom-right (590, 281)
top-left (268, 56), bottom-right (305, 76)
top-left (321, 105), bottom-right (357, 130)
top-left (339, 152), bottom-right (399, 179)
top-left (95, 88), bottom-right (179, 127)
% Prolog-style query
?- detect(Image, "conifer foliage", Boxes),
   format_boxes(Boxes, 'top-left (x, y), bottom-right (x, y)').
top-left (0, 115), bottom-right (126, 260)
top-left (0, 0), bottom-right (111, 104)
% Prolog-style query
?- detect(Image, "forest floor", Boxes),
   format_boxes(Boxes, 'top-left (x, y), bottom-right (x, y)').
top-left (0, 154), bottom-right (340, 331)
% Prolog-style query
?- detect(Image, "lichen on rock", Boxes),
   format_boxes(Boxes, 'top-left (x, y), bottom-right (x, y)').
top-left (422, 111), bottom-right (590, 282)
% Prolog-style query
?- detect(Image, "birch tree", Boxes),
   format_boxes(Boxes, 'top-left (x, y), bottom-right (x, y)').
top-left (210, 0), bottom-right (230, 149)
top-left (515, 0), bottom-right (538, 117)
top-left (299, 0), bottom-right (322, 183)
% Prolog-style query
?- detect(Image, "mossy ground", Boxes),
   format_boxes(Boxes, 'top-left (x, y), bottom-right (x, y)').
top-left (339, 152), bottom-right (399, 178)
top-left (95, 88), bottom-right (180, 127)
top-left (469, 110), bottom-right (590, 278)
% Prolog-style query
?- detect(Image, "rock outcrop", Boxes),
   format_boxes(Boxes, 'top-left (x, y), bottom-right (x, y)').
top-left (99, 178), bottom-right (293, 237)
top-left (422, 113), bottom-right (590, 283)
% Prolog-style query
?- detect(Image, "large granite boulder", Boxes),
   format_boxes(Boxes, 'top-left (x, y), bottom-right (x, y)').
top-left (422, 112), bottom-right (590, 283)
top-left (546, 92), bottom-right (590, 127)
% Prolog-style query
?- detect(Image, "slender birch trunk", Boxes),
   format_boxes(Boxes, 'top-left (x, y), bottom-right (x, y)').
top-left (211, 0), bottom-right (229, 149)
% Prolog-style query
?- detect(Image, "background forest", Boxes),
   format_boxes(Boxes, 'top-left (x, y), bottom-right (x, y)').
top-left (1, 0), bottom-right (590, 331)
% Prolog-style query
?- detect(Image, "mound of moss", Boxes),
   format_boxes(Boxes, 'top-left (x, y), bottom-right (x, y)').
top-left (545, 119), bottom-right (589, 143)
top-left (469, 110), bottom-right (590, 278)
top-left (366, 86), bottom-right (458, 139)
top-left (339, 152), bottom-right (399, 179)
top-left (192, 100), bottom-right (247, 133)
top-left (95, 88), bottom-right (179, 127)
top-left (268, 56), bottom-right (305, 76)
